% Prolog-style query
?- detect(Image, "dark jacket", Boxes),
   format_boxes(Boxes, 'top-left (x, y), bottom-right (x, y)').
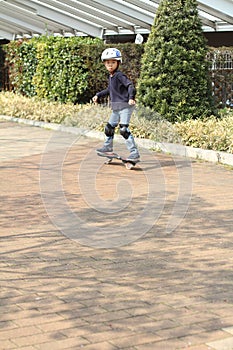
top-left (97, 70), bottom-right (136, 110)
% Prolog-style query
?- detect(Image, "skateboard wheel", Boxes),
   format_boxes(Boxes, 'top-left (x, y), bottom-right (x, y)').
top-left (105, 158), bottom-right (112, 164)
top-left (125, 162), bottom-right (133, 170)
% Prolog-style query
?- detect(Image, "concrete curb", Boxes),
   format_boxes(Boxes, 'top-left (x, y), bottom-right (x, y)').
top-left (1, 114), bottom-right (233, 167)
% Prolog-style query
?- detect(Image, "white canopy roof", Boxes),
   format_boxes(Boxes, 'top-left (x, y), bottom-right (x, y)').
top-left (0, 0), bottom-right (233, 41)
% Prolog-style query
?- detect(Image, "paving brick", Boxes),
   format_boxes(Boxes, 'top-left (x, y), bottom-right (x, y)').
top-left (181, 346), bottom-right (212, 350)
top-left (81, 310), bottom-right (130, 324)
top-left (1, 122), bottom-right (233, 350)
top-left (11, 332), bottom-right (66, 347)
top-left (36, 319), bottom-right (89, 333)
top-left (13, 314), bottom-right (65, 327)
top-left (83, 328), bottom-right (134, 343)
top-left (108, 315), bottom-right (155, 330)
top-left (57, 305), bottom-right (107, 320)
top-left (109, 333), bottom-right (162, 348)
top-left (0, 326), bottom-right (41, 340)
top-left (135, 338), bottom-right (186, 350)
top-left (34, 336), bottom-right (90, 349)
top-left (0, 339), bottom-right (16, 349)
top-left (59, 324), bottom-right (110, 338)
top-left (155, 324), bottom-right (205, 340)
top-left (0, 321), bottom-right (18, 332)
top-left (12, 347), bottom-right (37, 350)
top-left (128, 319), bottom-right (177, 333)
top-left (76, 342), bottom-right (118, 350)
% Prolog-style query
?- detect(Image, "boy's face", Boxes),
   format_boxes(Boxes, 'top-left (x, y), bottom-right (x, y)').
top-left (104, 59), bottom-right (118, 74)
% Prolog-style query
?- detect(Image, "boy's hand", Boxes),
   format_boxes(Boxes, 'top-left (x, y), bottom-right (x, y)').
top-left (92, 95), bottom-right (98, 103)
top-left (128, 99), bottom-right (136, 105)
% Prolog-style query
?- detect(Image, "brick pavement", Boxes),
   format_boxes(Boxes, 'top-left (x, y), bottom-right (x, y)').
top-left (0, 120), bottom-right (233, 350)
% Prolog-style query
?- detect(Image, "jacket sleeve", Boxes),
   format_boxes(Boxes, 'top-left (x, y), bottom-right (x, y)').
top-left (128, 84), bottom-right (136, 100)
top-left (96, 88), bottom-right (109, 98)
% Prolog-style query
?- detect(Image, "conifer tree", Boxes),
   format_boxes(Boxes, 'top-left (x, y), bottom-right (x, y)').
top-left (137, 0), bottom-right (215, 122)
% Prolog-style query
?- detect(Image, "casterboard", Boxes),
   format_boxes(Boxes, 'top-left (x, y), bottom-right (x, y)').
top-left (96, 151), bottom-right (140, 170)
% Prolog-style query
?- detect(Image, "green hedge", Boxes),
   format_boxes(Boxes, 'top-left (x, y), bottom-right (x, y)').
top-left (2, 36), bottom-right (144, 104)
top-left (1, 36), bottom-right (232, 112)
top-left (0, 45), bottom-right (6, 90)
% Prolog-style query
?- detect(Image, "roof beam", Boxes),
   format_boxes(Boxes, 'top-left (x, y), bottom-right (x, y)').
top-left (198, 15), bottom-right (216, 29)
top-left (124, 0), bottom-right (158, 14)
top-left (0, 4), bottom-right (49, 34)
top-left (130, 0), bottom-right (224, 31)
top-left (2, 0), bottom-right (37, 13)
top-left (3, 0), bottom-right (104, 37)
top-left (149, 0), bottom-right (233, 29)
top-left (80, 0), bottom-right (152, 30)
top-left (149, 0), bottom-right (160, 5)
top-left (1, 0), bottom-right (233, 40)
top-left (37, 4), bottom-right (104, 38)
top-left (1, 1), bottom-right (73, 33)
top-left (36, 0), bottom-right (118, 32)
top-left (90, 0), bottom-right (153, 28)
top-left (0, 21), bottom-right (31, 34)
top-left (52, 0), bottom-right (134, 31)
top-left (197, 0), bottom-right (233, 25)
top-left (16, 0), bottom-right (104, 37)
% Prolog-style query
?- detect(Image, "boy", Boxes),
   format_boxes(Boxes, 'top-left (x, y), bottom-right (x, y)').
top-left (93, 48), bottom-right (140, 161)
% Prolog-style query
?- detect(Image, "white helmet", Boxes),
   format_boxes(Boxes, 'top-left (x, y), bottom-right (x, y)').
top-left (101, 48), bottom-right (122, 62)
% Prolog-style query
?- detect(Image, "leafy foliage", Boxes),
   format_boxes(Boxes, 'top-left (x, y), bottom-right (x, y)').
top-left (3, 37), bottom-right (143, 104)
top-left (2, 36), bottom-right (232, 113)
top-left (3, 39), bottom-right (36, 96)
top-left (34, 37), bottom-right (87, 103)
top-left (137, 0), bottom-right (216, 122)
top-left (0, 45), bottom-right (6, 90)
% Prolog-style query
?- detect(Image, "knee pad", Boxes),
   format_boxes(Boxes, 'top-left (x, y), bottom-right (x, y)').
top-left (105, 123), bottom-right (115, 137)
top-left (119, 124), bottom-right (131, 139)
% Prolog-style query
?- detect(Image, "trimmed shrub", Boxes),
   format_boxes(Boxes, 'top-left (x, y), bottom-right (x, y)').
top-left (137, 0), bottom-right (216, 122)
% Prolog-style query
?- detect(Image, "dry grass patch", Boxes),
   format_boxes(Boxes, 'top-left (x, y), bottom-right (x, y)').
top-left (1, 91), bottom-right (233, 153)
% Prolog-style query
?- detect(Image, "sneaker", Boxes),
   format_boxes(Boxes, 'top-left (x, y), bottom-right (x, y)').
top-left (127, 153), bottom-right (140, 161)
top-left (96, 145), bottom-right (113, 153)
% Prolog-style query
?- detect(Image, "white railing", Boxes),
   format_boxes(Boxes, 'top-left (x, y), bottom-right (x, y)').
top-left (208, 51), bottom-right (233, 70)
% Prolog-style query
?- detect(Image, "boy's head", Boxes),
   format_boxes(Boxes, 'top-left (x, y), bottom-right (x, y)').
top-left (101, 48), bottom-right (122, 62)
top-left (101, 48), bottom-right (122, 74)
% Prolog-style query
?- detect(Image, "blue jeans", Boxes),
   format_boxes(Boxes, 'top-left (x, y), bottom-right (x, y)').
top-left (104, 106), bottom-right (139, 157)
